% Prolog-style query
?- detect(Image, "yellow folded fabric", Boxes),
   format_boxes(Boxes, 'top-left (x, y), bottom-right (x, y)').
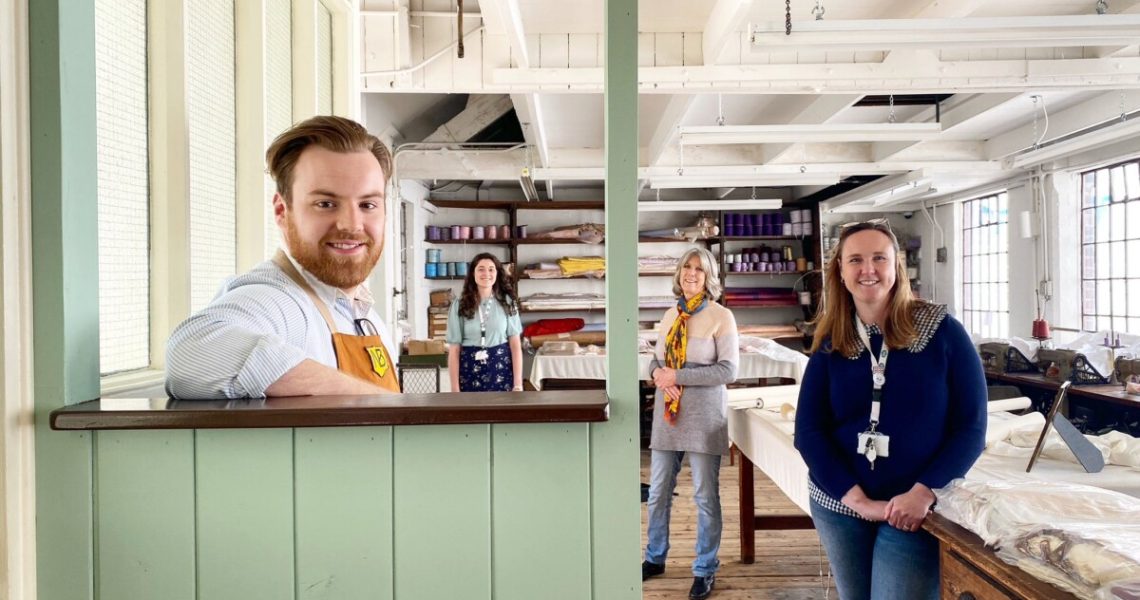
top-left (559, 256), bottom-right (606, 276)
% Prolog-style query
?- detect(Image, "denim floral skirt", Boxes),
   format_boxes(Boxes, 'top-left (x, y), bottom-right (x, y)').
top-left (458, 342), bottom-right (513, 392)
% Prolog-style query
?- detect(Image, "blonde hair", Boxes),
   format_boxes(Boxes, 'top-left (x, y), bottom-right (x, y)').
top-left (810, 222), bottom-right (918, 355)
top-left (672, 247), bottom-right (723, 299)
top-left (266, 115), bottom-right (392, 205)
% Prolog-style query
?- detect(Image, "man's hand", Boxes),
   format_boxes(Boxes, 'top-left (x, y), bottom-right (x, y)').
top-left (884, 483), bottom-right (936, 532)
top-left (265, 359), bottom-right (394, 396)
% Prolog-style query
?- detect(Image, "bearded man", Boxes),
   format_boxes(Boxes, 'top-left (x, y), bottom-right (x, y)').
top-left (166, 116), bottom-right (399, 398)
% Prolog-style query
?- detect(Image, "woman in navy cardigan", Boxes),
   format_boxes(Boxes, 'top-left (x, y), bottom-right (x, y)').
top-left (794, 219), bottom-right (987, 600)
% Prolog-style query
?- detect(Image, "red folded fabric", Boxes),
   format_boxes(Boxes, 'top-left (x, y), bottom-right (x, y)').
top-left (522, 318), bottom-right (585, 338)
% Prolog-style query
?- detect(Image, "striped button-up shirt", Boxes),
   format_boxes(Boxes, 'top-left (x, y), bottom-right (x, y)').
top-left (165, 251), bottom-right (394, 399)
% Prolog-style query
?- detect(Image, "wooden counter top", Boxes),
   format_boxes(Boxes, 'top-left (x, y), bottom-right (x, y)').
top-left (50, 390), bottom-right (609, 430)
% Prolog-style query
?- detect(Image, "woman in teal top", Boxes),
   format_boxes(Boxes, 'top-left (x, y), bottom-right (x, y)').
top-left (446, 253), bottom-right (524, 392)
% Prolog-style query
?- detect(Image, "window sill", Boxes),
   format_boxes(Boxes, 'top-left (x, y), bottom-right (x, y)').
top-left (49, 390), bottom-right (609, 430)
top-left (100, 369), bottom-right (166, 397)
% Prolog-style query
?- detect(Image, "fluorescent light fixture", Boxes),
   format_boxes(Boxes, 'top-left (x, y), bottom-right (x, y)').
top-left (872, 182), bottom-right (938, 207)
top-left (637, 199), bottom-right (783, 212)
top-left (649, 173), bottom-right (840, 189)
top-left (823, 170), bottom-right (929, 210)
top-left (1007, 118), bottom-right (1140, 169)
top-left (519, 167), bottom-right (541, 201)
top-left (750, 15), bottom-right (1140, 52)
top-left (680, 123), bottom-right (942, 145)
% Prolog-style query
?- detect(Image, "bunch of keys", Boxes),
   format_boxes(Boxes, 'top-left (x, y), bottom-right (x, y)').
top-left (857, 430), bottom-right (889, 470)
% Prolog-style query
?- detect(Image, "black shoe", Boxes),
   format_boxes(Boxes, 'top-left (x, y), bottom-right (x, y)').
top-left (689, 574), bottom-right (715, 600)
top-left (641, 561), bottom-right (665, 581)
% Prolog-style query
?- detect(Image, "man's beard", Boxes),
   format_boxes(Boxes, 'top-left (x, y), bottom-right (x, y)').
top-left (284, 214), bottom-right (382, 290)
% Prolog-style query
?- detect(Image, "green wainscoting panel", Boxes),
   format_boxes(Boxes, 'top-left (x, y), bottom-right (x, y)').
top-left (295, 427), bottom-right (393, 600)
top-left (33, 430), bottom-right (94, 600)
top-left (393, 425), bottom-right (491, 600)
top-left (491, 424), bottom-right (591, 600)
top-left (195, 429), bottom-right (295, 600)
top-left (95, 430), bottom-right (196, 600)
top-left (598, 0), bottom-right (643, 597)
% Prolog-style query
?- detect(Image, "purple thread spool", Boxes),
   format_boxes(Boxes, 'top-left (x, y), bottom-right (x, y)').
top-left (500, 225), bottom-right (511, 239)
top-left (471, 226), bottom-right (485, 239)
top-left (450, 225), bottom-right (461, 240)
top-left (516, 225), bottom-right (528, 238)
top-left (426, 226), bottom-right (440, 241)
top-left (786, 260), bottom-right (797, 272)
top-left (440, 227), bottom-right (451, 241)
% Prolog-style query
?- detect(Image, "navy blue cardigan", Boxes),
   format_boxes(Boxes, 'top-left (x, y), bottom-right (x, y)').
top-left (794, 310), bottom-right (987, 502)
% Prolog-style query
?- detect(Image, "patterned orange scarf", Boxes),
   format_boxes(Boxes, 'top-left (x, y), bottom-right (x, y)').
top-left (663, 292), bottom-right (707, 425)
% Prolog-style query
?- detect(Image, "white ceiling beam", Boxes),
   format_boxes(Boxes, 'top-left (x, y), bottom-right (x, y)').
top-left (702, 0), bottom-right (751, 65)
top-left (905, 0), bottom-right (987, 19)
top-left (480, 0), bottom-right (548, 170)
top-left (1091, 1), bottom-right (1140, 57)
top-left (647, 95), bottom-right (696, 167)
top-left (478, 0), bottom-right (529, 68)
top-left (762, 94), bottom-right (863, 164)
top-left (681, 123), bottom-right (943, 145)
top-left (423, 94), bottom-right (513, 143)
top-left (750, 15), bottom-right (1140, 53)
top-left (872, 92), bottom-right (1021, 162)
top-left (985, 90), bottom-right (1140, 160)
top-left (392, 150), bottom-right (1001, 181)
top-left (491, 56), bottom-right (1140, 93)
top-left (512, 93), bottom-right (550, 167)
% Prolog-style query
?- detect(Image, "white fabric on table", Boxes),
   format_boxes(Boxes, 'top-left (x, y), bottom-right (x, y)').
top-left (527, 351), bottom-right (806, 390)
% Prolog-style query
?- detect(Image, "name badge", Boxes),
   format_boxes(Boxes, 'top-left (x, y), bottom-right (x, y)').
top-left (366, 346), bottom-right (390, 377)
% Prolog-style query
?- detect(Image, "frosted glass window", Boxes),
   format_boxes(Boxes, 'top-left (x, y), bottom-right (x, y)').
top-left (1080, 159), bottom-right (1140, 334)
top-left (265, 0), bottom-right (293, 259)
top-left (95, 0), bottom-right (150, 375)
top-left (317, 3), bottom-right (333, 115)
top-left (187, 0), bottom-right (238, 311)
top-left (961, 192), bottom-right (1009, 338)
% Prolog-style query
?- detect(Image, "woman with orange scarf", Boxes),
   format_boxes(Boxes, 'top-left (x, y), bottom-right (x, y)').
top-left (642, 247), bottom-right (739, 600)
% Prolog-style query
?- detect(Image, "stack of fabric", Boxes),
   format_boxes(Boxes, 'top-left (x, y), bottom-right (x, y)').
top-left (530, 223), bottom-right (605, 244)
top-left (521, 261), bottom-right (563, 279)
top-left (519, 292), bottom-right (606, 311)
top-left (522, 318), bottom-right (607, 348)
top-left (738, 324), bottom-right (802, 339)
top-left (722, 287), bottom-right (799, 307)
top-left (558, 256), bottom-right (606, 278)
top-left (637, 255), bottom-right (678, 275)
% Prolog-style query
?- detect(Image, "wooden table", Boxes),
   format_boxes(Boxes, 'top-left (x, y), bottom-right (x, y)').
top-left (924, 512), bottom-right (1077, 600)
top-left (985, 370), bottom-right (1140, 410)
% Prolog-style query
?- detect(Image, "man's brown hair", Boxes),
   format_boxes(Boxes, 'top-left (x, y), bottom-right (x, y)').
top-left (266, 115), bottom-right (393, 205)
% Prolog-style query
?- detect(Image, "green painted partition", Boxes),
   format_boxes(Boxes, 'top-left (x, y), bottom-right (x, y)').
top-left (30, 0), bottom-right (640, 598)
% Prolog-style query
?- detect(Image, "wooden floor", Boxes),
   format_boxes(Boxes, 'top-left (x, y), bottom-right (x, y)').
top-left (641, 450), bottom-right (837, 600)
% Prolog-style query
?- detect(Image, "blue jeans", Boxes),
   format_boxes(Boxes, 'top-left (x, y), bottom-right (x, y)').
top-left (645, 450), bottom-right (722, 577)
top-left (809, 497), bottom-right (939, 600)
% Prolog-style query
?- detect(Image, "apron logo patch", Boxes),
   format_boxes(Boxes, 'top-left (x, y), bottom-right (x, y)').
top-left (366, 346), bottom-right (390, 377)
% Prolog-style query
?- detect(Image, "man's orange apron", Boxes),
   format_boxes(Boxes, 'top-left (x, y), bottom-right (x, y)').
top-left (273, 251), bottom-right (400, 392)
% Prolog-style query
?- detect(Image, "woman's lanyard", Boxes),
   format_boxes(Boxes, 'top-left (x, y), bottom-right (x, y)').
top-left (474, 299), bottom-right (491, 362)
top-left (855, 317), bottom-right (890, 469)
